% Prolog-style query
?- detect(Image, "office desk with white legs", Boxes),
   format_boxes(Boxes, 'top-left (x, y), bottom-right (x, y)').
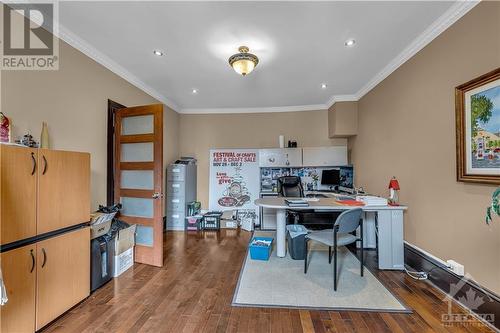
top-left (254, 197), bottom-right (408, 270)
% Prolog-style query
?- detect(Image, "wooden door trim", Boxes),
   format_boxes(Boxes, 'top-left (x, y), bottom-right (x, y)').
top-left (120, 134), bottom-right (154, 143)
top-left (120, 189), bottom-right (154, 198)
top-left (120, 162), bottom-right (155, 170)
top-left (107, 99), bottom-right (126, 206)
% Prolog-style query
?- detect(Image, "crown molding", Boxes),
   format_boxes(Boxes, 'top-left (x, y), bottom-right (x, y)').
top-left (352, 0), bottom-right (480, 102)
top-left (55, 23), bottom-right (180, 112)
top-left (180, 104), bottom-right (329, 114)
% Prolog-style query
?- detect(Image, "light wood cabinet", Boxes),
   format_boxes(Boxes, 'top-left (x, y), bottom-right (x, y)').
top-left (0, 145), bottom-right (37, 245)
top-left (0, 146), bottom-right (91, 332)
top-left (36, 227), bottom-right (90, 330)
top-left (0, 244), bottom-right (37, 333)
top-left (38, 149), bottom-right (90, 234)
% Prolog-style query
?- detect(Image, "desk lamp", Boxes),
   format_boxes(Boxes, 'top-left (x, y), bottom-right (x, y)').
top-left (388, 177), bottom-right (400, 205)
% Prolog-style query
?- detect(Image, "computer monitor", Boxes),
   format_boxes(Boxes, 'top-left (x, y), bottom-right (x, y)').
top-left (321, 169), bottom-right (340, 187)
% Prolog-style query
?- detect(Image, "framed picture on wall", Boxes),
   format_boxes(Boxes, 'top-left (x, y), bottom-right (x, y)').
top-left (456, 67), bottom-right (500, 184)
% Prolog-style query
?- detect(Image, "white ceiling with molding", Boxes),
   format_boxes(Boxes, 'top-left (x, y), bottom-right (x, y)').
top-left (58, 1), bottom-right (477, 113)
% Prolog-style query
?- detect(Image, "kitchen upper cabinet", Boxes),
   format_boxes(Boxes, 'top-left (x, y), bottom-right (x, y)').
top-left (36, 227), bottom-right (90, 330)
top-left (259, 148), bottom-right (302, 167)
top-left (0, 145), bottom-right (37, 245)
top-left (37, 149), bottom-right (90, 234)
top-left (0, 244), bottom-right (37, 333)
top-left (302, 147), bottom-right (348, 167)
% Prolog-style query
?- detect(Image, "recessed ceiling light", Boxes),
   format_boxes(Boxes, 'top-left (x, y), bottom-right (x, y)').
top-left (153, 50), bottom-right (164, 56)
top-left (321, 83), bottom-right (328, 89)
top-left (344, 39), bottom-right (356, 47)
top-left (192, 89), bottom-right (198, 94)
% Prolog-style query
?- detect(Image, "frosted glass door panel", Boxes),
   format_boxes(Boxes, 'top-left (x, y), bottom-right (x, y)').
top-left (121, 115), bottom-right (154, 135)
top-left (121, 143), bottom-right (153, 162)
top-left (120, 197), bottom-right (153, 218)
top-left (136, 225), bottom-right (154, 247)
top-left (121, 170), bottom-right (154, 190)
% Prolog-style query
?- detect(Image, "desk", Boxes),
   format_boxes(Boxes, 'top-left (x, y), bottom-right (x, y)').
top-left (254, 197), bottom-right (408, 270)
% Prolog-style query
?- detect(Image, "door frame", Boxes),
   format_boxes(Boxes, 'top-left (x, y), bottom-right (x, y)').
top-left (107, 99), bottom-right (126, 206)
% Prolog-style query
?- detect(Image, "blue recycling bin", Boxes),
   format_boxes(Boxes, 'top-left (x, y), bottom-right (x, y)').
top-left (249, 237), bottom-right (273, 260)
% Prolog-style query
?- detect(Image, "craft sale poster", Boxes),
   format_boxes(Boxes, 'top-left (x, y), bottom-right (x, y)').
top-left (209, 149), bottom-right (260, 222)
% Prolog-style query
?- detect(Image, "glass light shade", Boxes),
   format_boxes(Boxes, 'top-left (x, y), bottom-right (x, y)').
top-left (232, 59), bottom-right (255, 76)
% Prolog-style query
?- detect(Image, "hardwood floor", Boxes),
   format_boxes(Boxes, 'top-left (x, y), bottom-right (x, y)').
top-left (42, 229), bottom-right (493, 333)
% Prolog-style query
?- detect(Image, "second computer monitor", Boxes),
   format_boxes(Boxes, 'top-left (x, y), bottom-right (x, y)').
top-left (321, 169), bottom-right (340, 187)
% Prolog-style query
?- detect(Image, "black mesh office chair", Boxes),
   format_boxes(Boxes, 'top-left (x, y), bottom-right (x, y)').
top-left (277, 176), bottom-right (304, 197)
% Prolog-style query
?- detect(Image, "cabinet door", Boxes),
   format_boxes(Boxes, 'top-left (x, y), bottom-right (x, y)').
top-left (259, 148), bottom-right (302, 167)
top-left (302, 147), bottom-right (348, 167)
top-left (38, 149), bottom-right (90, 234)
top-left (0, 145), bottom-right (37, 245)
top-left (0, 244), bottom-right (37, 333)
top-left (36, 227), bottom-right (90, 330)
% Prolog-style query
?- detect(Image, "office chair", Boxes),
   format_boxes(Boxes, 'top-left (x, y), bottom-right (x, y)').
top-left (277, 176), bottom-right (304, 197)
top-left (304, 208), bottom-right (364, 291)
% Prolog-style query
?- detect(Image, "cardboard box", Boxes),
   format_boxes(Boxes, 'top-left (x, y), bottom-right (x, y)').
top-left (113, 224), bottom-right (137, 255)
top-left (90, 212), bottom-right (116, 239)
top-left (113, 247), bottom-right (134, 277)
top-left (111, 224), bottom-right (136, 277)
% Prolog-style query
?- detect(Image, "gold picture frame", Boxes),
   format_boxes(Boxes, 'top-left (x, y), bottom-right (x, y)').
top-left (456, 67), bottom-right (500, 184)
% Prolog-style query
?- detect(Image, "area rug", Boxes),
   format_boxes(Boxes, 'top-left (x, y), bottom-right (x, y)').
top-left (232, 232), bottom-right (410, 312)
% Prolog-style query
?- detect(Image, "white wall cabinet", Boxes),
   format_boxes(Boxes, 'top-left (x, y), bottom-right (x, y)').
top-left (302, 147), bottom-right (348, 167)
top-left (259, 148), bottom-right (302, 167)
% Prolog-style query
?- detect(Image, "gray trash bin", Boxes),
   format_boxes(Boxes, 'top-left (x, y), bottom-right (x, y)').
top-left (286, 225), bottom-right (308, 260)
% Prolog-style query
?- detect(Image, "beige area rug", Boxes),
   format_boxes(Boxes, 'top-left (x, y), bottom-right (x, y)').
top-left (232, 232), bottom-right (410, 312)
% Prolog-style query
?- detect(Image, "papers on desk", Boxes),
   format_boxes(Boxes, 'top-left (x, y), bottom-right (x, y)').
top-left (356, 195), bottom-right (388, 206)
top-left (285, 199), bottom-right (309, 207)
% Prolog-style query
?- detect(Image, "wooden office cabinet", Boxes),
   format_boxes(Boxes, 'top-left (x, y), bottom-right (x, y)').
top-left (302, 146), bottom-right (348, 167)
top-left (37, 149), bottom-right (90, 234)
top-left (0, 145), bottom-right (38, 245)
top-left (36, 227), bottom-right (90, 330)
top-left (0, 244), bottom-right (37, 333)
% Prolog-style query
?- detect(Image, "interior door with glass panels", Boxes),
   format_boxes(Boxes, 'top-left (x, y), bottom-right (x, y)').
top-left (114, 104), bottom-right (163, 267)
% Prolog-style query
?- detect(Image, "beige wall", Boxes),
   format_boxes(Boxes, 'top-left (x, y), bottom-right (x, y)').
top-left (351, 2), bottom-right (500, 294)
top-left (1, 40), bottom-right (179, 210)
top-left (178, 110), bottom-right (347, 207)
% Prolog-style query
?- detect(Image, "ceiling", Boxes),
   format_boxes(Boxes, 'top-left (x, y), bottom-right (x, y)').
top-left (57, 1), bottom-right (477, 113)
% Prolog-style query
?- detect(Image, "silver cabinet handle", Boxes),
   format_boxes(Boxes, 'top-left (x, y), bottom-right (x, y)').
top-left (152, 192), bottom-right (164, 199)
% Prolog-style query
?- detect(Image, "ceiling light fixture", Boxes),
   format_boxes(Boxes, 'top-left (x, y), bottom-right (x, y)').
top-left (344, 39), bottom-right (356, 47)
top-left (228, 46), bottom-right (259, 76)
top-left (192, 89), bottom-right (198, 94)
top-left (153, 50), bottom-right (164, 56)
top-left (321, 83), bottom-right (328, 89)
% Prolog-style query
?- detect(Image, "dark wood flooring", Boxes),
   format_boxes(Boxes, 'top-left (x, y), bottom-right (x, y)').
top-left (42, 229), bottom-right (494, 333)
